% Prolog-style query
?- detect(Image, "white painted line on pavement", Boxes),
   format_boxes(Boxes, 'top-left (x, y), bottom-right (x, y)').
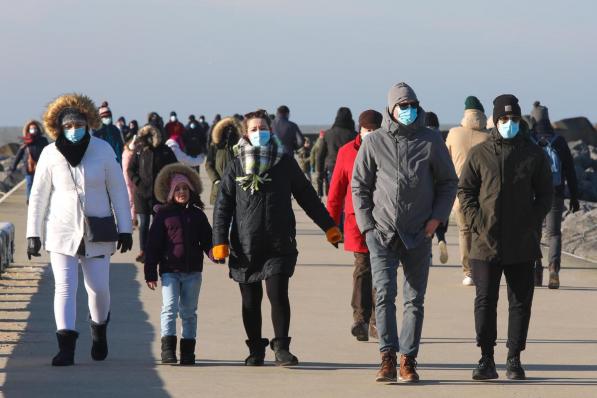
top-left (0, 179), bottom-right (25, 205)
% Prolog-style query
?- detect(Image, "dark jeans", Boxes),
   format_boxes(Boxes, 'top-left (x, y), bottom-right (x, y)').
top-left (239, 274), bottom-right (291, 340)
top-left (138, 214), bottom-right (151, 251)
top-left (352, 252), bottom-right (376, 325)
top-left (542, 193), bottom-right (565, 271)
top-left (316, 168), bottom-right (331, 196)
top-left (471, 260), bottom-right (535, 354)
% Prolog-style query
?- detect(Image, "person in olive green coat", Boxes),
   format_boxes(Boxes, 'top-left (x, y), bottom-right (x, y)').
top-left (205, 117), bottom-right (243, 204)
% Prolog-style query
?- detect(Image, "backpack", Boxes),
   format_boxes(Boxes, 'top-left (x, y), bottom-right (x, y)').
top-left (183, 129), bottom-right (206, 156)
top-left (532, 134), bottom-right (562, 186)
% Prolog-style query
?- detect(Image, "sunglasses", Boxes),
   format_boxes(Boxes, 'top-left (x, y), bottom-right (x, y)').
top-left (397, 102), bottom-right (419, 110)
top-left (498, 116), bottom-right (521, 123)
top-left (244, 110), bottom-right (269, 120)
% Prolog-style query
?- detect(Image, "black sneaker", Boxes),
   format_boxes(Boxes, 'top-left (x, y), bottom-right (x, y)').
top-left (472, 355), bottom-right (498, 380)
top-left (506, 356), bottom-right (526, 380)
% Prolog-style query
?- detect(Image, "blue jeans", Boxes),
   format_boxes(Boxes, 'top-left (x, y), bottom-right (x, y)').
top-left (366, 230), bottom-right (431, 356)
top-left (25, 174), bottom-right (34, 201)
top-left (161, 272), bottom-right (202, 339)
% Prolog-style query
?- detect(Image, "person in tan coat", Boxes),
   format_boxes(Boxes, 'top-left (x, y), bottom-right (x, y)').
top-left (446, 96), bottom-right (489, 286)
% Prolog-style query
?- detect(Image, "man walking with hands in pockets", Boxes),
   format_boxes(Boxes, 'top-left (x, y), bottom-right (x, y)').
top-left (352, 82), bottom-right (458, 383)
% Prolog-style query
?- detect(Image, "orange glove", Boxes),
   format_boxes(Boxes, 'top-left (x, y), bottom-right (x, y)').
top-left (212, 244), bottom-right (230, 260)
top-left (326, 226), bottom-right (343, 247)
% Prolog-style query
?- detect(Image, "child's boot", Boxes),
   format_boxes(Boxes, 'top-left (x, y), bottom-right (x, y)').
top-left (161, 336), bottom-right (177, 364)
top-left (270, 337), bottom-right (298, 366)
top-left (179, 339), bottom-right (196, 365)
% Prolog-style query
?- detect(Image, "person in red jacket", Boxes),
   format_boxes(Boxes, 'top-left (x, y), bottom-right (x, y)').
top-left (327, 109), bottom-right (383, 342)
top-left (164, 111), bottom-right (186, 150)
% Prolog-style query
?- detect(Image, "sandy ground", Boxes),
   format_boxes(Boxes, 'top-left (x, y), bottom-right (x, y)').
top-left (0, 173), bottom-right (596, 398)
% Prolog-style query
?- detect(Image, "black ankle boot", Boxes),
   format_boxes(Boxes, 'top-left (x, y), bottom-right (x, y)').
top-left (179, 339), bottom-right (196, 365)
top-left (90, 313), bottom-right (109, 361)
top-left (506, 355), bottom-right (526, 380)
top-left (245, 338), bottom-right (269, 366)
top-left (270, 337), bottom-right (298, 367)
top-left (472, 354), bottom-right (498, 380)
top-left (52, 330), bottom-right (79, 366)
top-left (161, 336), bottom-right (178, 364)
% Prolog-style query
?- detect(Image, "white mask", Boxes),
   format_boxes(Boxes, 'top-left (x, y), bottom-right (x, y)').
top-left (170, 116), bottom-right (177, 122)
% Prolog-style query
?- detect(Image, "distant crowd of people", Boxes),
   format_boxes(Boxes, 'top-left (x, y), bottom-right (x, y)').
top-left (20, 82), bottom-right (579, 383)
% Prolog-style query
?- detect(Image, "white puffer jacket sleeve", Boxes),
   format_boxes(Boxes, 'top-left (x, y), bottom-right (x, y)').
top-left (166, 138), bottom-right (205, 167)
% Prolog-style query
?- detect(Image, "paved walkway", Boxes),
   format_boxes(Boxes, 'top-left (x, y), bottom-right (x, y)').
top-left (1, 174), bottom-right (596, 398)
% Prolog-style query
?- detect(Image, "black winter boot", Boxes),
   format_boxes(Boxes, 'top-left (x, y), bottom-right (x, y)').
top-left (506, 355), bottom-right (526, 380)
top-left (179, 339), bottom-right (196, 365)
top-left (270, 337), bottom-right (298, 367)
top-left (52, 330), bottom-right (79, 366)
top-left (90, 313), bottom-right (109, 361)
top-left (244, 338), bottom-right (269, 366)
top-left (161, 336), bottom-right (178, 364)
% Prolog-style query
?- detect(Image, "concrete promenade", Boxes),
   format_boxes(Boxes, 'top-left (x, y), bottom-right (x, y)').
top-left (0, 174), bottom-right (596, 398)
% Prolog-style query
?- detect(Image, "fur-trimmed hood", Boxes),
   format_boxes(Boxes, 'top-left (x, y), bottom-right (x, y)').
top-left (461, 109), bottom-right (487, 131)
top-left (154, 163), bottom-right (203, 203)
top-left (212, 117), bottom-right (243, 144)
top-left (138, 124), bottom-right (163, 148)
top-left (43, 93), bottom-right (101, 140)
top-left (22, 119), bottom-right (44, 136)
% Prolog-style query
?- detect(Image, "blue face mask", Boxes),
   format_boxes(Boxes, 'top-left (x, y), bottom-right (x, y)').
top-left (397, 106), bottom-right (418, 125)
top-left (497, 120), bottom-right (520, 139)
top-left (64, 127), bottom-right (86, 143)
top-left (248, 130), bottom-right (271, 146)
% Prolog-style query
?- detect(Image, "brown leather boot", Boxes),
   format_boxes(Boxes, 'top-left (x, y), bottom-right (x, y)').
top-left (399, 354), bottom-right (420, 383)
top-left (375, 349), bottom-right (397, 382)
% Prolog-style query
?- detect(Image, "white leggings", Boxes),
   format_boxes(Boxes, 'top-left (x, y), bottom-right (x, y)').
top-left (50, 252), bottom-right (111, 331)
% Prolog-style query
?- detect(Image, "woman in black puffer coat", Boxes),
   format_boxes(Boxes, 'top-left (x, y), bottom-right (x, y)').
top-left (212, 109), bottom-right (342, 367)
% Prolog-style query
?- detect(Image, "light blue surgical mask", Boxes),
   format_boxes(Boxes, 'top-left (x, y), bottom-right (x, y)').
top-left (497, 120), bottom-right (520, 139)
top-left (248, 130), bottom-right (271, 146)
top-left (64, 127), bottom-right (86, 143)
top-left (397, 106), bottom-right (418, 125)
top-left (102, 117), bottom-right (112, 125)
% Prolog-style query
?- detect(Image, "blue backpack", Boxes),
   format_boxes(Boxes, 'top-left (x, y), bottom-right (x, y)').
top-left (532, 133), bottom-right (562, 186)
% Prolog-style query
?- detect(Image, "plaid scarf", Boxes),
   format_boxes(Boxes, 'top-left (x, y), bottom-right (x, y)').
top-left (234, 135), bottom-right (284, 194)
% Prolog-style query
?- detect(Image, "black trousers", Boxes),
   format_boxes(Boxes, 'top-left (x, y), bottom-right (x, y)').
top-left (471, 260), bottom-right (535, 354)
top-left (239, 274), bottom-right (291, 341)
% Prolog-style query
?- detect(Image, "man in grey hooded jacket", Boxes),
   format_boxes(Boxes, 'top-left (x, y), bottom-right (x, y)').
top-left (352, 82), bottom-right (458, 383)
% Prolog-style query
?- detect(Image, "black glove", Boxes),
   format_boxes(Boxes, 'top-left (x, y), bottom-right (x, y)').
top-left (117, 233), bottom-right (133, 253)
top-left (570, 198), bottom-right (580, 213)
top-left (27, 237), bottom-right (41, 260)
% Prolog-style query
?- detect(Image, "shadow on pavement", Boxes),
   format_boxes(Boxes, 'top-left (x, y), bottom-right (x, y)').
top-left (2, 262), bottom-right (170, 398)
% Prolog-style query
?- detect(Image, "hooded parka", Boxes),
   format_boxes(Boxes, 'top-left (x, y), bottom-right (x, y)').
top-left (205, 117), bottom-right (242, 204)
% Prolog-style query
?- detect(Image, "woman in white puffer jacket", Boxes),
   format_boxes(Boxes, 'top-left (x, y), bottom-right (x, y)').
top-left (26, 93), bottom-right (133, 366)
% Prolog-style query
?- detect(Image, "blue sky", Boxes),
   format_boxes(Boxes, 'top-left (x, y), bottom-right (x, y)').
top-left (1, 0), bottom-right (595, 126)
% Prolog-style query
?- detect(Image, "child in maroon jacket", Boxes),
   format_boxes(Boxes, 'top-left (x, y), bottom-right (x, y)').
top-left (144, 164), bottom-right (218, 365)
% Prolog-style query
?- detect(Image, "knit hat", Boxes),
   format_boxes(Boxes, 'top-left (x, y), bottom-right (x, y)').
top-left (492, 94), bottom-right (521, 125)
top-left (387, 82), bottom-right (418, 113)
top-left (530, 101), bottom-right (550, 125)
top-left (358, 109), bottom-right (383, 130)
top-left (168, 173), bottom-right (194, 202)
top-left (170, 111), bottom-right (177, 117)
top-left (464, 96), bottom-right (484, 112)
top-left (424, 112), bottom-right (440, 129)
top-left (98, 101), bottom-right (112, 118)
